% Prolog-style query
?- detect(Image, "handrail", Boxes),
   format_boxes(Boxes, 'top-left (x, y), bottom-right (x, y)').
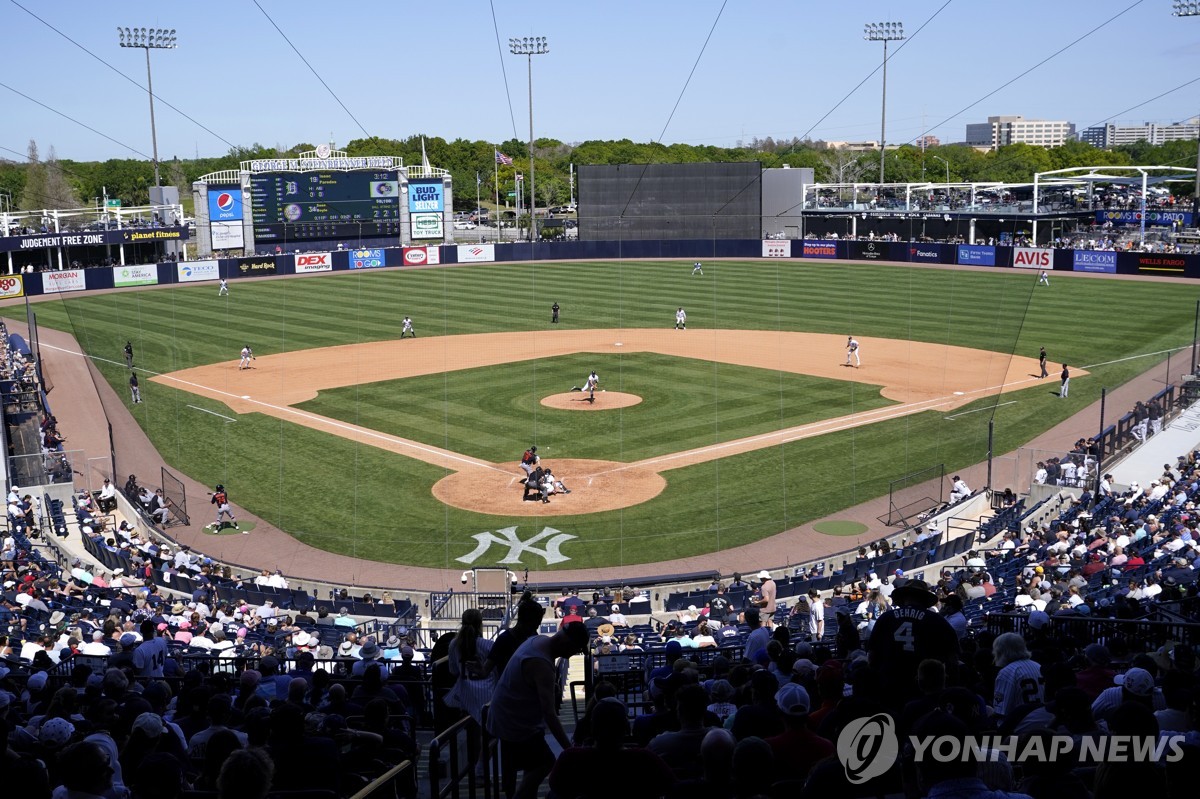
top-left (348, 760), bottom-right (413, 799)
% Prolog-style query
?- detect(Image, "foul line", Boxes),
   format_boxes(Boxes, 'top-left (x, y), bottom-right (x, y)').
top-left (1081, 346), bottom-right (1192, 370)
top-left (945, 401), bottom-right (1017, 420)
top-left (187, 405), bottom-right (236, 422)
top-left (39, 342), bottom-right (507, 475)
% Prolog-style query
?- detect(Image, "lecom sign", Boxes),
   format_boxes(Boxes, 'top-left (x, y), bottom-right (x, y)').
top-left (294, 252), bottom-right (332, 273)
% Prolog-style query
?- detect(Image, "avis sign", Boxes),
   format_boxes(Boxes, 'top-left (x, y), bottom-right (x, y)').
top-left (1013, 247), bottom-right (1053, 270)
top-left (294, 252), bottom-right (332, 273)
top-left (457, 526), bottom-right (577, 565)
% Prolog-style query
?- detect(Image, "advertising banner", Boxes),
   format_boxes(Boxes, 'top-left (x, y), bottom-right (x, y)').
top-left (112, 265), bottom-right (158, 287)
top-left (210, 221), bottom-right (244, 250)
top-left (0, 226), bottom-right (188, 253)
top-left (908, 244), bottom-right (946, 264)
top-left (402, 246), bottom-right (441, 266)
top-left (761, 240), bottom-right (792, 258)
top-left (294, 252), bottom-right (333, 273)
top-left (801, 240), bottom-right (839, 259)
top-left (407, 180), bottom-right (445, 213)
top-left (349, 248), bottom-right (385, 269)
top-left (456, 244), bottom-right (495, 263)
top-left (1095, 210), bottom-right (1193, 227)
top-left (235, 257), bottom-right (277, 277)
top-left (41, 269), bottom-right (87, 293)
top-left (178, 260), bottom-right (219, 282)
top-left (1126, 252), bottom-right (1187, 274)
top-left (0, 275), bottom-right (24, 299)
top-left (410, 212), bottom-right (444, 239)
top-left (1013, 247), bottom-right (1053, 270)
top-left (848, 241), bottom-right (901, 261)
top-left (1072, 250), bottom-right (1117, 274)
top-left (957, 245), bottom-right (996, 266)
top-left (207, 186), bottom-right (244, 222)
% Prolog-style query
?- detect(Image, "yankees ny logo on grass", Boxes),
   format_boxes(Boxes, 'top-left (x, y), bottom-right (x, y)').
top-left (457, 526), bottom-right (577, 565)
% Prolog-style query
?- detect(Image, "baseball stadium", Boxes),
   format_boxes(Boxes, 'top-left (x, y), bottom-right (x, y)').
top-left (7, 5), bottom-right (1200, 797)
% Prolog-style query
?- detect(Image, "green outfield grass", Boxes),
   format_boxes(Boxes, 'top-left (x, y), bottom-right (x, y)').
top-left (13, 260), bottom-right (1197, 570)
top-left (295, 353), bottom-right (895, 463)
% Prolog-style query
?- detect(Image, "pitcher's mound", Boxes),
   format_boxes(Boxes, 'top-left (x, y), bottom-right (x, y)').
top-left (432, 458), bottom-right (666, 515)
top-left (541, 391), bottom-right (642, 410)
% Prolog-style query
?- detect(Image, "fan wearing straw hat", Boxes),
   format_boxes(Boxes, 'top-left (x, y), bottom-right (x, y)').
top-left (867, 577), bottom-right (958, 705)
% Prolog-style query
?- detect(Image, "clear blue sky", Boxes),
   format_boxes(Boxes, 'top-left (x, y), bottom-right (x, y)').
top-left (1, 0), bottom-right (1197, 163)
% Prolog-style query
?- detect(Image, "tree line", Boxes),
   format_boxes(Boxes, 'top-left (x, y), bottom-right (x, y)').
top-left (0, 134), bottom-right (1195, 216)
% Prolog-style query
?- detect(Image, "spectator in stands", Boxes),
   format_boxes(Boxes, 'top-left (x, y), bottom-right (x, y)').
top-left (647, 683), bottom-right (714, 777)
top-left (806, 590), bottom-right (825, 642)
top-left (550, 698), bottom-right (674, 798)
top-left (486, 622), bottom-right (589, 799)
top-left (765, 682), bottom-right (831, 784)
top-left (488, 592), bottom-right (546, 676)
top-left (607, 603), bottom-right (628, 628)
top-left (96, 480), bottom-right (117, 513)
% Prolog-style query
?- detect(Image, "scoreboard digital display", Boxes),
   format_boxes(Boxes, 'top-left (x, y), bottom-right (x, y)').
top-left (250, 170), bottom-right (401, 243)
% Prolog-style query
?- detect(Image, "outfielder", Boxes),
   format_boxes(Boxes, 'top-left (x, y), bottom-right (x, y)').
top-left (846, 337), bottom-right (860, 367)
top-left (675, 307), bottom-right (687, 330)
top-left (210, 484), bottom-right (242, 532)
top-left (218, 278), bottom-right (229, 296)
top-left (1038, 270), bottom-right (1050, 287)
top-left (401, 316), bottom-right (416, 338)
top-left (239, 345), bottom-right (255, 370)
top-left (692, 262), bottom-right (703, 276)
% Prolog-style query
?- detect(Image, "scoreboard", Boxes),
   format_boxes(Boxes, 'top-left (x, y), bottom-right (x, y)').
top-left (250, 170), bottom-right (402, 242)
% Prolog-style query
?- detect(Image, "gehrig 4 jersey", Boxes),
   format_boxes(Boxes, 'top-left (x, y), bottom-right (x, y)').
top-left (868, 606), bottom-right (958, 681)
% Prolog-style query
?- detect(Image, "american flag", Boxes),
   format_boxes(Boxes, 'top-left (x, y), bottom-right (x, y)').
top-left (495, 150), bottom-right (513, 165)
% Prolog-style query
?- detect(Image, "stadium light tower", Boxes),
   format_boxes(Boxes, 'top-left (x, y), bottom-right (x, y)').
top-left (864, 21), bottom-right (904, 185)
top-left (1173, 2), bottom-right (1200, 217)
top-left (118, 26), bottom-right (177, 187)
top-left (509, 36), bottom-right (549, 242)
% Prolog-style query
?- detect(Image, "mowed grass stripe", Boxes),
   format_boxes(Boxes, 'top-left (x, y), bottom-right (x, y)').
top-left (15, 260), bottom-right (1200, 569)
top-left (296, 352), bottom-right (895, 463)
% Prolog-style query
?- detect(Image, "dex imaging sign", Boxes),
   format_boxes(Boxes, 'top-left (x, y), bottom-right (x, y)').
top-left (294, 252), bottom-right (332, 273)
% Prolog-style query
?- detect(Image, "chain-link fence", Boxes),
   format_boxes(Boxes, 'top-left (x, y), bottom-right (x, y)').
top-left (160, 467), bottom-right (189, 527)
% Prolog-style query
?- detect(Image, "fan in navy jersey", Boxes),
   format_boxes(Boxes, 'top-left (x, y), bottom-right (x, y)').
top-left (991, 632), bottom-right (1044, 724)
top-left (867, 578), bottom-right (958, 704)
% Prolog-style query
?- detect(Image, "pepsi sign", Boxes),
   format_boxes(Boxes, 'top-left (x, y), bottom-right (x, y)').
top-left (207, 186), bottom-right (244, 222)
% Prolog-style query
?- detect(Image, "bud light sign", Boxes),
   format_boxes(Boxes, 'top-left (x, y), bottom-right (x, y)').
top-left (407, 180), bottom-right (444, 214)
top-left (1072, 250), bottom-right (1116, 274)
top-left (207, 186), bottom-right (243, 222)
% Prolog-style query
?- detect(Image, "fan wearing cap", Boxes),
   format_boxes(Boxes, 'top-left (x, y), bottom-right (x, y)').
top-left (1091, 664), bottom-right (1163, 722)
top-left (764, 683), bottom-right (833, 783)
top-left (749, 570), bottom-right (777, 617)
top-left (867, 578), bottom-right (958, 705)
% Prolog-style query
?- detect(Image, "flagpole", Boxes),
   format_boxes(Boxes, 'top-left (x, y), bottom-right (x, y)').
top-left (494, 144), bottom-right (500, 228)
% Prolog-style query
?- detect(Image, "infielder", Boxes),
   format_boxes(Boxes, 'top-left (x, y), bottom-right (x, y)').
top-left (239, 345), bottom-right (255, 370)
top-left (1038, 270), bottom-right (1049, 287)
top-left (846, 337), bottom-right (860, 367)
top-left (692, 262), bottom-right (703, 276)
top-left (210, 484), bottom-right (242, 532)
top-left (401, 316), bottom-right (416, 338)
top-left (218, 278), bottom-right (229, 296)
top-left (675, 307), bottom-right (687, 330)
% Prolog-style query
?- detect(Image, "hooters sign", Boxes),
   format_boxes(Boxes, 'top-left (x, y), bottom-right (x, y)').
top-left (1013, 247), bottom-right (1053, 270)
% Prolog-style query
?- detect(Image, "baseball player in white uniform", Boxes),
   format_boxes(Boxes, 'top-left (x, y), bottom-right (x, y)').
top-left (218, 278), bottom-right (229, 296)
top-left (692, 262), bottom-right (703, 276)
top-left (239, 346), bottom-right (255, 370)
top-left (1038, 270), bottom-right (1049, 287)
top-left (675, 307), bottom-right (687, 330)
top-left (401, 316), bottom-right (415, 338)
top-left (846, 337), bottom-right (860, 367)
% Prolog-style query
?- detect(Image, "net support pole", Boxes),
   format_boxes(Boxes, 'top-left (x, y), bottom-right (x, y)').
top-left (986, 419), bottom-right (994, 492)
top-left (1094, 387), bottom-right (1107, 507)
top-left (1193, 299), bottom-right (1199, 374)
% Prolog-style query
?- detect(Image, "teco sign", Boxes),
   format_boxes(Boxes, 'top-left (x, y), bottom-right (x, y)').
top-left (294, 252), bottom-right (332, 273)
top-left (1013, 247), bottom-right (1053, 269)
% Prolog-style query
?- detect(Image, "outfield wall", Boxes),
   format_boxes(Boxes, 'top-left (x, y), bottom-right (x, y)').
top-left (8, 240), bottom-right (1200, 297)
